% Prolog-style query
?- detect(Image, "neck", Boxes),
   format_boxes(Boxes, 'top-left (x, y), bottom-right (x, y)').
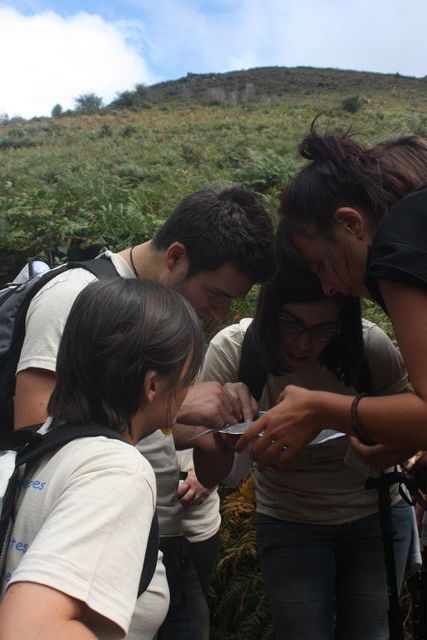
top-left (120, 241), bottom-right (164, 283)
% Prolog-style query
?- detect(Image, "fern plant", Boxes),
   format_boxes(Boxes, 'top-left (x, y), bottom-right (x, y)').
top-left (210, 475), bottom-right (275, 640)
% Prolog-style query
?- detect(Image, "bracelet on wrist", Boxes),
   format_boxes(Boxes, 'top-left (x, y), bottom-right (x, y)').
top-left (350, 393), bottom-right (377, 447)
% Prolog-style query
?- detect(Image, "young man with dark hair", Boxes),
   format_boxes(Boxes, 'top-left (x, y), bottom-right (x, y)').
top-left (12, 184), bottom-right (276, 640)
top-left (15, 184), bottom-right (275, 428)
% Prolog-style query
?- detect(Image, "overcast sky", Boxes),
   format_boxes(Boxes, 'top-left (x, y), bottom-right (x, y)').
top-left (1, 0), bottom-right (426, 118)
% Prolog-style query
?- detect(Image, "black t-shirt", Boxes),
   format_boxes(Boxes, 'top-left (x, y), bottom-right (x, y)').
top-left (365, 186), bottom-right (427, 313)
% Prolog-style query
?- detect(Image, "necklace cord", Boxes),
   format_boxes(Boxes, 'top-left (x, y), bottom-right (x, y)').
top-left (129, 246), bottom-right (139, 278)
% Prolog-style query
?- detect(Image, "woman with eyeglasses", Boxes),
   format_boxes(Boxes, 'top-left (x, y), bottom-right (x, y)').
top-left (200, 271), bottom-right (415, 640)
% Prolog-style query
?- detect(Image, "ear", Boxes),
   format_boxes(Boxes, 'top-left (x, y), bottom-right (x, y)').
top-left (142, 370), bottom-right (158, 405)
top-left (334, 207), bottom-right (367, 239)
top-left (164, 242), bottom-right (189, 276)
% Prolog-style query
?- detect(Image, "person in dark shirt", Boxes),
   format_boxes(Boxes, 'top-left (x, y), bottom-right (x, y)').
top-left (236, 130), bottom-right (427, 467)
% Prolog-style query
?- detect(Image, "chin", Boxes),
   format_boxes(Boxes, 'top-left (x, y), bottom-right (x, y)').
top-left (286, 356), bottom-right (311, 370)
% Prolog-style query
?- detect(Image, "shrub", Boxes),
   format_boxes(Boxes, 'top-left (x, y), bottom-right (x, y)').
top-left (74, 93), bottom-right (103, 113)
top-left (342, 95), bottom-right (362, 113)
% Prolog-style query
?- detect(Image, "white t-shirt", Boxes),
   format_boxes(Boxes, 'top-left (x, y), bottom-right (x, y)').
top-left (201, 318), bottom-right (408, 525)
top-left (17, 251), bottom-right (134, 375)
top-left (176, 449), bottom-right (221, 543)
top-left (1, 433), bottom-right (169, 640)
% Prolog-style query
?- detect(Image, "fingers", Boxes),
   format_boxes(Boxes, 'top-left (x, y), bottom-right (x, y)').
top-left (223, 382), bottom-right (258, 423)
top-left (177, 480), bottom-right (211, 506)
top-left (250, 396), bottom-right (259, 420)
top-left (235, 412), bottom-right (268, 452)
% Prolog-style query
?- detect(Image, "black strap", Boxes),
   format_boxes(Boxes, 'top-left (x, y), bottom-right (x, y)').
top-left (138, 514), bottom-right (159, 595)
top-left (69, 256), bottom-right (119, 280)
top-left (238, 327), bottom-right (267, 402)
top-left (15, 423), bottom-right (125, 467)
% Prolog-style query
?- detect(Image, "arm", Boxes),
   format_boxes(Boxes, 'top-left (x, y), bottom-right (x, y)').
top-left (237, 281), bottom-right (427, 467)
top-left (0, 582), bottom-right (107, 640)
top-left (13, 268), bottom-right (94, 430)
top-left (348, 437), bottom-right (417, 471)
top-left (14, 368), bottom-right (56, 429)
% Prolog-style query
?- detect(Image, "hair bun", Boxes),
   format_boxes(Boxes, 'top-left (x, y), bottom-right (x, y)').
top-left (298, 125), bottom-right (366, 166)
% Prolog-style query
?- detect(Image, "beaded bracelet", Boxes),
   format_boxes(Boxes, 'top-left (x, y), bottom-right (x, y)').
top-left (350, 393), bottom-right (377, 446)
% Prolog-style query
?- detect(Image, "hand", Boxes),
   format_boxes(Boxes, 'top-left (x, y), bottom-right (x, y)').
top-left (349, 436), bottom-right (417, 471)
top-left (235, 385), bottom-right (322, 470)
top-left (405, 452), bottom-right (427, 493)
top-left (223, 382), bottom-right (259, 422)
top-left (193, 429), bottom-right (237, 454)
top-left (177, 468), bottom-right (214, 506)
top-left (177, 381), bottom-right (240, 428)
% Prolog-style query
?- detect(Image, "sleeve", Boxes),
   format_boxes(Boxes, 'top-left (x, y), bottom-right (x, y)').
top-left (9, 445), bottom-right (156, 638)
top-left (362, 321), bottom-right (408, 395)
top-left (201, 321), bottom-right (249, 384)
top-left (177, 449), bottom-right (194, 473)
top-left (17, 269), bottom-right (96, 373)
top-left (365, 187), bottom-right (427, 309)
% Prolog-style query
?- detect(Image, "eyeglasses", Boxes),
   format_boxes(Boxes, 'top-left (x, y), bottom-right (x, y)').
top-left (277, 314), bottom-right (340, 342)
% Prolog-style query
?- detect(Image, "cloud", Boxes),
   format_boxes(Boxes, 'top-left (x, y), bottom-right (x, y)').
top-left (1, 0), bottom-right (426, 117)
top-left (134, 0), bottom-right (427, 79)
top-left (0, 8), bottom-right (154, 118)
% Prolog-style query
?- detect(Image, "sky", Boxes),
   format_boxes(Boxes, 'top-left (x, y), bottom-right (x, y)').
top-left (1, 0), bottom-right (426, 118)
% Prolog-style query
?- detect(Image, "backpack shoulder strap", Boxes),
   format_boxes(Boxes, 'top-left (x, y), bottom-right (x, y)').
top-left (69, 256), bottom-right (119, 280)
top-left (138, 513), bottom-right (159, 596)
top-left (15, 423), bottom-right (125, 467)
top-left (238, 326), bottom-right (268, 402)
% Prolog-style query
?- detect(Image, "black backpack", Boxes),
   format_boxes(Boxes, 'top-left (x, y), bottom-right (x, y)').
top-left (238, 325), bottom-right (374, 400)
top-left (0, 424), bottom-right (159, 596)
top-left (0, 257), bottom-right (119, 432)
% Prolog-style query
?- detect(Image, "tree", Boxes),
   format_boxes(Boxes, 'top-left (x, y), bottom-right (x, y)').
top-left (74, 93), bottom-right (103, 113)
top-left (51, 104), bottom-right (63, 118)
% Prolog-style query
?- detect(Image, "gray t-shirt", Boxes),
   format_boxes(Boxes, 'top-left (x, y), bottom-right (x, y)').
top-left (137, 430), bottom-right (183, 538)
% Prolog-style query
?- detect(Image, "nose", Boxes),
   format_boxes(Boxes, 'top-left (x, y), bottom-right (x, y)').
top-left (320, 276), bottom-right (337, 297)
top-left (295, 331), bottom-right (311, 352)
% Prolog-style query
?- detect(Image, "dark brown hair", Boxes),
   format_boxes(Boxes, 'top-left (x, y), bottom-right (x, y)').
top-left (48, 278), bottom-right (204, 434)
top-left (280, 125), bottom-right (427, 238)
top-left (153, 185), bottom-right (276, 283)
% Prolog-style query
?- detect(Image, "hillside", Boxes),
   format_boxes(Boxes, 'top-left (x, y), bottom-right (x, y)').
top-left (1, 65), bottom-right (426, 285)
top-left (125, 66), bottom-right (427, 107)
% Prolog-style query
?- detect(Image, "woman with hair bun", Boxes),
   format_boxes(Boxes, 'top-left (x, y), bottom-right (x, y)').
top-left (236, 130), bottom-right (427, 469)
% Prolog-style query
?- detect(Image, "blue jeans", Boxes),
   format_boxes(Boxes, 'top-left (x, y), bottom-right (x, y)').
top-left (156, 536), bottom-right (218, 640)
top-left (156, 537), bottom-right (202, 640)
top-left (255, 500), bottom-right (413, 640)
